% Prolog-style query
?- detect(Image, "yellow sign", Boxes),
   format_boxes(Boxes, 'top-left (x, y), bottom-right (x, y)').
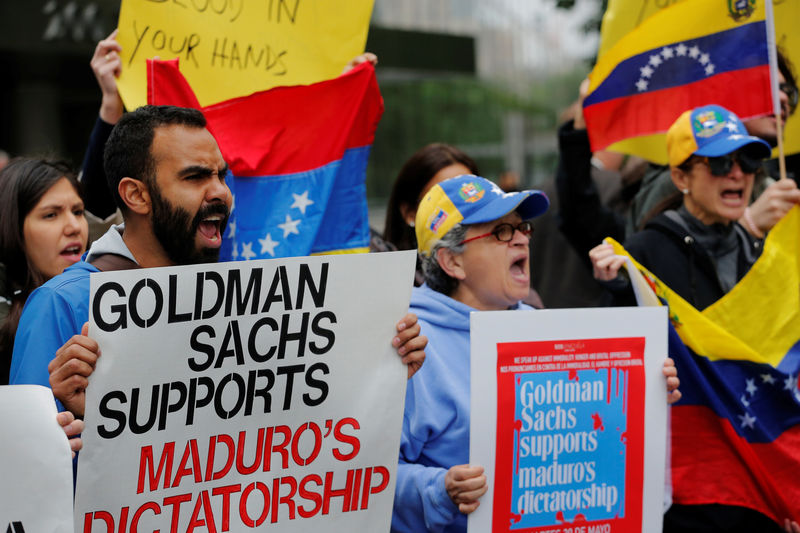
top-left (597, 0), bottom-right (799, 162)
top-left (116, 0), bottom-right (375, 109)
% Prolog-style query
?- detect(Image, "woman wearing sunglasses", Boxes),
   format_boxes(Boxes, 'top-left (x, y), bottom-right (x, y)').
top-left (590, 105), bottom-right (794, 532)
top-left (591, 104), bottom-right (774, 311)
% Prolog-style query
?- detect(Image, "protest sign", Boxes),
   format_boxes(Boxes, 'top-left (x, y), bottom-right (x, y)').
top-left (116, 0), bottom-right (375, 109)
top-left (75, 251), bottom-right (415, 533)
top-left (469, 307), bottom-right (668, 533)
top-left (0, 385), bottom-right (74, 533)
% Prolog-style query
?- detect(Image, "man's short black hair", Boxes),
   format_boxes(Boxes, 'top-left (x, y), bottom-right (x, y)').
top-left (103, 105), bottom-right (207, 211)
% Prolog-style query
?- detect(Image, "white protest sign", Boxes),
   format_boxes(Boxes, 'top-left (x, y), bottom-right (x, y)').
top-left (0, 385), bottom-right (75, 533)
top-left (469, 307), bottom-right (668, 533)
top-left (75, 251), bottom-right (415, 533)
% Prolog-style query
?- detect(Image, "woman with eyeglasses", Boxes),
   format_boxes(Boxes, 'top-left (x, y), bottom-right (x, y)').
top-left (391, 174), bottom-right (681, 532)
top-left (591, 105), bottom-right (774, 311)
top-left (389, 175), bottom-right (546, 533)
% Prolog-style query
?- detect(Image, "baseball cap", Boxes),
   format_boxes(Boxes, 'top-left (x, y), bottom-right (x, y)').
top-left (415, 174), bottom-right (549, 257)
top-left (666, 104), bottom-right (772, 167)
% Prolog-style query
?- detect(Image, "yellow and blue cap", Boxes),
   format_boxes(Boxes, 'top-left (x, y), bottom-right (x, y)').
top-left (666, 104), bottom-right (771, 167)
top-left (415, 174), bottom-right (549, 257)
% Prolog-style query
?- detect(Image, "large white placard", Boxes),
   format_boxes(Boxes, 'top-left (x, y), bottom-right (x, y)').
top-left (75, 251), bottom-right (415, 533)
top-left (0, 385), bottom-right (75, 533)
top-left (469, 307), bottom-right (668, 533)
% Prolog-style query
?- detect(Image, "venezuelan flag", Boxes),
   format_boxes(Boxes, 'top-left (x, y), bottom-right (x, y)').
top-left (608, 206), bottom-right (800, 525)
top-left (584, 0), bottom-right (772, 159)
top-left (147, 59), bottom-right (383, 259)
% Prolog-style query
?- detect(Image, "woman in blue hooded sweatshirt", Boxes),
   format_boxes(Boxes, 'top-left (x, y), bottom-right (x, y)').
top-left (391, 175), bottom-right (681, 533)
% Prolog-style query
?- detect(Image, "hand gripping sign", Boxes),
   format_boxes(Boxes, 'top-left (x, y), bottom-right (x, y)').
top-left (75, 251), bottom-right (415, 533)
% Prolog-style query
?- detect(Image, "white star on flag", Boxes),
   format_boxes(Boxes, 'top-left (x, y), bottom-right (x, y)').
top-left (226, 219), bottom-right (236, 238)
top-left (640, 65), bottom-right (654, 78)
top-left (738, 412), bottom-right (757, 429)
top-left (745, 378), bottom-right (758, 396)
top-left (704, 63), bottom-right (715, 76)
top-left (649, 54), bottom-right (663, 67)
top-left (688, 46), bottom-right (700, 59)
top-left (231, 242), bottom-right (239, 260)
top-left (784, 374), bottom-right (797, 391)
top-left (230, 193), bottom-right (236, 213)
top-left (740, 394), bottom-right (750, 407)
top-left (675, 43), bottom-right (688, 56)
top-left (761, 373), bottom-right (776, 384)
top-left (725, 122), bottom-right (739, 132)
top-left (661, 46), bottom-right (674, 59)
top-left (259, 233), bottom-right (279, 257)
top-left (241, 242), bottom-right (256, 260)
top-left (290, 190), bottom-right (315, 215)
top-left (699, 53), bottom-right (710, 65)
top-left (636, 79), bottom-right (649, 92)
top-left (278, 214), bottom-right (301, 238)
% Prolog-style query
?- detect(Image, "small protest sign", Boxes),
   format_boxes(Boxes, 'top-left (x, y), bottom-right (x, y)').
top-left (0, 385), bottom-right (75, 533)
top-left (116, 0), bottom-right (375, 109)
top-left (74, 251), bottom-right (415, 533)
top-left (470, 307), bottom-right (668, 533)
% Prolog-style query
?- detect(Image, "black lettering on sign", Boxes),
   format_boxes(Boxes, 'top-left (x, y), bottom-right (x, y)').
top-left (129, 20), bottom-right (149, 67)
top-left (6, 522), bottom-right (25, 533)
top-left (93, 281), bottom-right (127, 332)
top-left (146, 0), bottom-right (244, 22)
top-left (128, 20), bottom-right (201, 68)
top-left (186, 33), bottom-right (201, 67)
top-left (268, 0), bottom-right (300, 24)
top-left (211, 38), bottom-right (288, 74)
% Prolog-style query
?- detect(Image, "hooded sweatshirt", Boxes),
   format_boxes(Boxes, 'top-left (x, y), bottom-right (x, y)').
top-left (615, 210), bottom-right (761, 310)
top-left (392, 284), bottom-right (530, 533)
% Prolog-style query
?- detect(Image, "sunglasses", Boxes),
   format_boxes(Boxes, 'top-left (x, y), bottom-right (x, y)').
top-left (459, 221), bottom-right (533, 245)
top-left (780, 82), bottom-right (799, 112)
top-left (696, 151), bottom-right (762, 177)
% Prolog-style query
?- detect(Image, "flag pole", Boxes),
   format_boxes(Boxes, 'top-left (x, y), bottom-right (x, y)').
top-left (775, 110), bottom-right (787, 181)
top-left (765, 0), bottom-right (787, 180)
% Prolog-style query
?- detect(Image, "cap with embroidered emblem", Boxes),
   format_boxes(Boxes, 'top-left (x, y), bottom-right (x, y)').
top-left (666, 104), bottom-right (771, 167)
top-left (415, 174), bottom-right (549, 257)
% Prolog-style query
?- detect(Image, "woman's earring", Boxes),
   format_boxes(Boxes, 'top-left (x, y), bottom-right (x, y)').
top-left (682, 188), bottom-right (689, 195)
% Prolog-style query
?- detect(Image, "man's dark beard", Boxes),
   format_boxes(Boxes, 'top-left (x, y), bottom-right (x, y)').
top-left (150, 184), bottom-right (229, 265)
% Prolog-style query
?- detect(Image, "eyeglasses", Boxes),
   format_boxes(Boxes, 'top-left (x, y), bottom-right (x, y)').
top-left (459, 221), bottom-right (533, 245)
top-left (780, 82), bottom-right (799, 113)
top-left (698, 151), bottom-right (762, 177)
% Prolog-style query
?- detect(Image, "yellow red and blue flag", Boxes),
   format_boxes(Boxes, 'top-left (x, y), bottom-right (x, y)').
top-left (584, 0), bottom-right (773, 161)
top-left (608, 206), bottom-right (800, 524)
top-left (146, 59), bottom-right (383, 259)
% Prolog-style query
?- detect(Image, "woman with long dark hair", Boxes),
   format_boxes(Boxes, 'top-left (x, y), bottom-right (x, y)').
top-left (381, 144), bottom-right (479, 285)
top-left (383, 143), bottom-right (480, 252)
top-left (0, 158), bottom-right (88, 384)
